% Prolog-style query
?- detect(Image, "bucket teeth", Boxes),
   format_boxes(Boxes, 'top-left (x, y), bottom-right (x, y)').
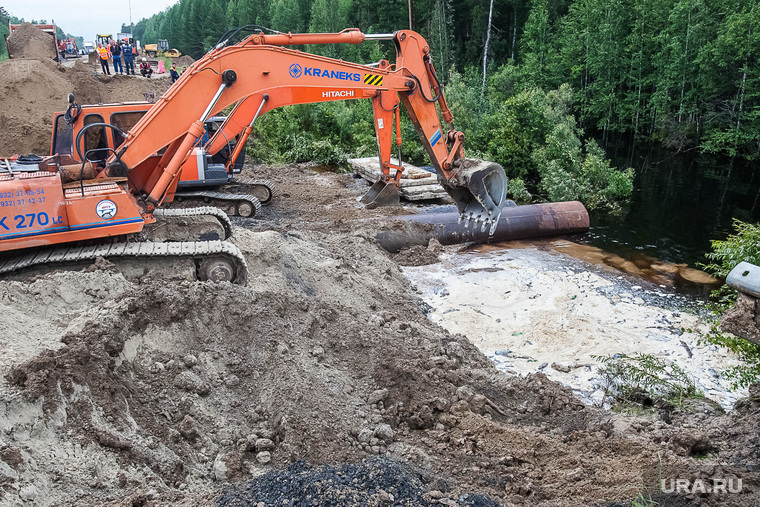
top-left (461, 212), bottom-right (474, 228)
top-left (443, 160), bottom-right (508, 235)
top-left (458, 211), bottom-right (501, 234)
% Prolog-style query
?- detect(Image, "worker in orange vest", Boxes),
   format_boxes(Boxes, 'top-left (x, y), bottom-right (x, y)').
top-left (96, 43), bottom-right (111, 75)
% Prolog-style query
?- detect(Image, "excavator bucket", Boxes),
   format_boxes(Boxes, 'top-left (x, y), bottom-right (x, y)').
top-left (443, 160), bottom-right (508, 235)
top-left (360, 180), bottom-right (400, 209)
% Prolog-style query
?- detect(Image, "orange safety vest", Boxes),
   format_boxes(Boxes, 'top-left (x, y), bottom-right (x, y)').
top-left (97, 47), bottom-right (110, 60)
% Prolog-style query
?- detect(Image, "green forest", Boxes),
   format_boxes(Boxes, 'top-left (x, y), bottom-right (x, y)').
top-left (121, 0), bottom-right (758, 209)
top-left (3, 1), bottom-right (759, 210)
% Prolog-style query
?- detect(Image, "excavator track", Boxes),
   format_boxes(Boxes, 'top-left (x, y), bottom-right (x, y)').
top-left (0, 207), bottom-right (247, 283)
top-left (0, 240), bottom-right (248, 284)
top-left (153, 206), bottom-right (234, 240)
top-left (170, 191), bottom-right (263, 218)
top-left (220, 178), bottom-right (276, 206)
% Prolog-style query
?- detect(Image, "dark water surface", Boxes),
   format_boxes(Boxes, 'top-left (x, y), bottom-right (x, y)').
top-left (581, 150), bottom-right (760, 270)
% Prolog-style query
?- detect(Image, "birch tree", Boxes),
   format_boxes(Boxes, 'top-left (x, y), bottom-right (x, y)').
top-left (481, 0), bottom-right (494, 96)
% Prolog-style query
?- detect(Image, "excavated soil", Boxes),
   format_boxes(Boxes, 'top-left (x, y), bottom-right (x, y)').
top-left (0, 171), bottom-right (756, 506)
top-left (0, 30), bottom-right (171, 156)
top-left (6, 23), bottom-right (57, 61)
top-left (174, 55), bottom-right (195, 68)
top-left (0, 47), bottom-right (758, 506)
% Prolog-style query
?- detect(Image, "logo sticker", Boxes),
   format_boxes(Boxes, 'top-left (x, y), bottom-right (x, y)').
top-left (96, 199), bottom-right (117, 219)
top-left (322, 90), bottom-right (355, 98)
top-left (289, 63), bottom-right (303, 78)
top-left (290, 63), bottom-right (361, 82)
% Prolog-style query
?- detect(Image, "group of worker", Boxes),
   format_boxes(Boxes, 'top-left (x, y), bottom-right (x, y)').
top-left (96, 40), bottom-right (181, 81)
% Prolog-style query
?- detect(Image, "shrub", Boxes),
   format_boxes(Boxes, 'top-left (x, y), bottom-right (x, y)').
top-left (703, 329), bottom-right (760, 389)
top-left (283, 134), bottom-right (347, 168)
top-left (703, 219), bottom-right (760, 279)
top-left (594, 353), bottom-right (703, 408)
top-left (701, 219), bottom-right (760, 311)
top-left (508, 177), bottom-right (531, 203)
top-left (697, 222), bottom-right (760, 388)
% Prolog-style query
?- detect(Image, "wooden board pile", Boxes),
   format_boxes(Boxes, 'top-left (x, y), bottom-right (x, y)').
top-left (348, 157), bottom-right (449, 201)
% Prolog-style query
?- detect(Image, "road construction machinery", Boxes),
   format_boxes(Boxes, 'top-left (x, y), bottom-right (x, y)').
top-left (96, 34), bottom-right (112, 46)
top-left (58, 38), bottom-right (78, 59)
top-left (144, 39), bottom-right (181, 58)
top-left (50, 102), bottom-right (274, 217)
top-left (0, 28), bottom-right (507, 282)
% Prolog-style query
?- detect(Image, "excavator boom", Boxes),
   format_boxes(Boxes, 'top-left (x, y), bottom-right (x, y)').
top-left (110, 29), bottom-right (507, 232)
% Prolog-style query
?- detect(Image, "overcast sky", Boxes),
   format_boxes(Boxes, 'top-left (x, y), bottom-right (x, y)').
top-left (4, 0), bottom-right (178, 43)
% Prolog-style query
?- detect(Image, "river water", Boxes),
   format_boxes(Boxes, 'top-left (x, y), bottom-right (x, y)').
top-left (583, 150), bottom-right (760, 280)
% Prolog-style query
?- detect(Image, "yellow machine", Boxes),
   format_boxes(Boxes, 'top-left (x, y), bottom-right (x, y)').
top-left (143, 39), bottom-right (181, 58)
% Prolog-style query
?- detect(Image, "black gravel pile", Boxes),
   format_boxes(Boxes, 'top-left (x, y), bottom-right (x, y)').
top-left (217, 456), bottom-right (502, 506)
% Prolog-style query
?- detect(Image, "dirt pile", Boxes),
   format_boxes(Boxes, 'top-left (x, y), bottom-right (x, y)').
top-left (0, 57), bottom-right (170, 155)
top-left (174, 55), bottom-right (195, 68)
top-left (5, 23), bottom-right (57, 60)
top-left (218, 457), bottom-right (500, 506)
top-left (0, 227), bottom-right (757, 506)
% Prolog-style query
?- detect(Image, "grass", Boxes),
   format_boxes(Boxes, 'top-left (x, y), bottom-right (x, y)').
top-left (631, 493), bottom-right (660, 507)
top-left (594, 353), bottom-right (704, 409)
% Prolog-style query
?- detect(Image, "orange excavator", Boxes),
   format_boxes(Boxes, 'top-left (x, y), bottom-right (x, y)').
top-left (0, 28), bottom-right (507, 283)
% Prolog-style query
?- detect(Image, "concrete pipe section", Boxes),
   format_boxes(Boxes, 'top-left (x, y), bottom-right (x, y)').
top-left (376, 201), bottom-right (590, 252)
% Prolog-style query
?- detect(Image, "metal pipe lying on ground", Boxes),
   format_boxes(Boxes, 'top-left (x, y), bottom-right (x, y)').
top-left (376, 201), bottom-right (590, 252)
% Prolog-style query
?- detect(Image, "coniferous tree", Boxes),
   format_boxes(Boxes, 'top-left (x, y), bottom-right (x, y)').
top-left (269, 0), bottom-right (306, 32)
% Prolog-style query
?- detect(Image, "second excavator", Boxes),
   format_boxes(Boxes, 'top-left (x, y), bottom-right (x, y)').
top-left (0, 27), bottom-right (508, 281)
top-left (51, 104), bottom-right (274, 218)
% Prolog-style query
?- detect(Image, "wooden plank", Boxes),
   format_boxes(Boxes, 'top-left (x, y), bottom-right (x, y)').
top-left (349, 157), bottom-right (446, 194)
top-left (349, 157), bottom-right (450, 201)
top-left (399, 185), bottom-right (449, 201)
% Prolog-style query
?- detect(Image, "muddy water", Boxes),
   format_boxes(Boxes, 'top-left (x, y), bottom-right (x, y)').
top-left (404, 243), bottom-right (747, 411)
top-left (474, 238), bottom-right (721, 297)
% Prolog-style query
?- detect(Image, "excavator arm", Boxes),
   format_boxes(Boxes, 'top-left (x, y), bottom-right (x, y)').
top-left (109, 29), bottom-right (507, 232)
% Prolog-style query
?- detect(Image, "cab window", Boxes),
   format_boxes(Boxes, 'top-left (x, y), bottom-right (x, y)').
top-left (82, 114), bottom-right (108, 162)
top-left (110, 111), bottom-right (147, 148)
top-left (52, 114), bottom-right (73, 156)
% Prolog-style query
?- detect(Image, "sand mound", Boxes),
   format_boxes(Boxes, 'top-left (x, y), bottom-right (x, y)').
top-left (0, 230), bottom-right (587, 505)
top-left (174, 55), bottom-right (195, 68)
top-left (2, 227), bottom-right (756, 505)
top-left (6, 23), bottom-right (57, 60)
top-left (0, 56), bottom-right (171, 155)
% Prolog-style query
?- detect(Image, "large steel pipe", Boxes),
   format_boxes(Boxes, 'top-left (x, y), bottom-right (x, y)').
top-left (376, 201), bottom-right (589, 252)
